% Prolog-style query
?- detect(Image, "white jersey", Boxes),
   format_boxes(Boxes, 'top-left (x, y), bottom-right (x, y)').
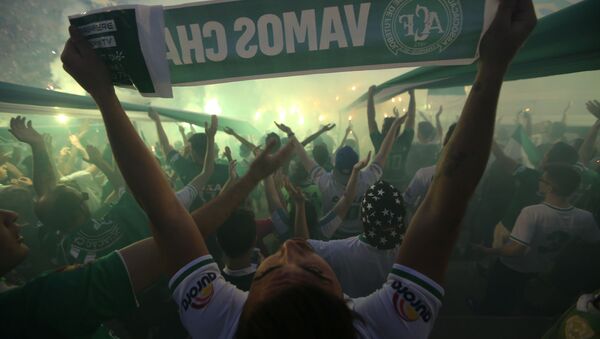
top-left (175, 185), bottom-right (199, 211)
top-left (403, 165), bottom-right (436, 210)
top-left (308, 236), bottom-right (399, 298)
top-left (170, 255), bottom-right (443, 339)
top-left (310, 163), bottom-right (383, 237)
top-left (502, 203), bottom-right (600, 273)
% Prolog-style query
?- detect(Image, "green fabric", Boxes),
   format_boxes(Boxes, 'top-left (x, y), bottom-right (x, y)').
top-left (512, 125), bottom-right (541, 167)
top-left (345, 0), bottom-right (600, 110)
top-left (542, 291), bottom-right (600, 339)
top-left (58, 192), bottom-right (150, 265)
top-left (0, 252), bottom-right (137, 338)
top-left (0, 81), bottom-right (258, 136)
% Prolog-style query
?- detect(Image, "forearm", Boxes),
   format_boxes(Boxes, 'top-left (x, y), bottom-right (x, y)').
top-left (579, 121), bottom-right (600, 164)
top-left (293, 203), bottom-right (309, 239)
top-left (264, 175), bottom-right (284, 213)
top-left (192, 174), bottom-right (259, 236)
top-left (4, 162), bottom-right (23, 178)
top-left (93, 158), bottom-right (125, 190)
top-left (301, 129), bottom-right (324, 147)
top-left (405, 93), bottom-right (416, 130)
top-left (153, 118), bottom-right (173, 157)
top-left (189, 136), bottom-right (215, 192)
top-left (30, 141), bottom-right (56, 196)
top-left (367, 91), bottom-right (378, 134)
top-left (339, 131), bottom-right (349, 149)
top-left (232, 132), bottom-right (256, 150)
top-left (436, 116), bottom-right (443, 141)
top-left (292, 137), bottom-right (318, 173)
top-left (373, 123), bottom-right (400, 167)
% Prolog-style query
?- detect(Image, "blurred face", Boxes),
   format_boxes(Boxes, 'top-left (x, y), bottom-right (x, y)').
top-left (0, 210), bottom-right (29, 276)
top-left (245, 239), bottom-right (342, 309)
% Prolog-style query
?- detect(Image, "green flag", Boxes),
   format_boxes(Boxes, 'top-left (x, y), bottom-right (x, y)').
top-left (70, 0), bottom-right (498, 97)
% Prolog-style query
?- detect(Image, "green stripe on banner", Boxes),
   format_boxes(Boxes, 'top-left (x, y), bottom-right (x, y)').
top-left (391, 267), bottom-right (444, 301)
top-left (69, 0), bottom-right (498, 97)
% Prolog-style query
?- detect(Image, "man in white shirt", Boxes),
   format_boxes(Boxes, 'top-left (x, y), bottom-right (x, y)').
top-left (476, 163), bottom-right (600, 314)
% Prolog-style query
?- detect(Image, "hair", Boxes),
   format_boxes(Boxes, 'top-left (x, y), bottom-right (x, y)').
top-left (546, 142), bottom-right (578, 165)
top-left (266, 133), bottom-right (282, 153)
top-left (543, 163), bottom-right (581, 197)
top-left (418, 121), bottom-right (436, 142)
top-left (381, 117), bottom-right (396, 136)
top-left (34, 185), bottom-right (87, 231)
top-left (443, 123), bottom-right (457, 146)
top-left (237, 284), bottom-right (357, 339)
top-left (312, 144), bottom-right (331, 169)
top-left (188, 133), bottom-right (207, 158)
top-left (217, 208), bottom-right (257, 258)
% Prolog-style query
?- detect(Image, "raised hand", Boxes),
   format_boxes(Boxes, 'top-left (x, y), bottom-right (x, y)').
top-left (61, 26), bottom-right (113, 98)
top-left (223, 127), bottom-right (236, 135)
top-left (585, 100), bottom-right (600, 120)
top-left (248, 140), bottom-right (294, 183)
top-left (9, 116), bottom-right (43, 145)
top-left (284, 178), bottom-right (305, 204)
top-left (436, 106), bottom-right (444, 118)
top-left (353, 151), bottom-right (372, 172)
top-left (223, 146), bottom-right (233, 163)
top-left (274, 121), bottom-right (293, 136)
top-left (205, 115), bottom-right (218, 139)
top-left (69, 134), bottom-right (84, 150)
top-left (479, 0), bottom-right (537, 69)
top-left (321, 123), bottom-right (336, 132)
top-left (83, 145), bottom-right (103, 164)
top-left (148, 108), bottom-right (160, 122)
top-left (393, 107), bottom-right (400, 117)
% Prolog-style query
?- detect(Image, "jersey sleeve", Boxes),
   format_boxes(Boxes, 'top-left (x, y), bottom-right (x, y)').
top-left (360, 162), bottom-right (384, 186)
top-left (271, 208), bottom-right (292, 236)
top-left (509, 207), bottom-right (536, 247)
top-left (175, 185), bottom-right (199, 211)
top-left (309, 165), bottom-right (331, 192)
top-left (169, 255), bottom-right (247, 339)
top-left (318, 210), bottom-right (343, 239)
top-left (0, 252), bottom-right (138, 337)
top-left (351, 264), bottom-right (443, 338)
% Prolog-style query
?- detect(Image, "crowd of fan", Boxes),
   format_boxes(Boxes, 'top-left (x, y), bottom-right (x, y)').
top-left (0, 1), bottom-right (598, 338)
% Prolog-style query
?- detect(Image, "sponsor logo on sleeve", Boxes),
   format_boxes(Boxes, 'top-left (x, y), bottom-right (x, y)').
top-left (182, 272), bottom-right (217, 311)
top-left (391, 280), bottom-right (432, 322)
top-left (382, 0), bottom-right (463, 56)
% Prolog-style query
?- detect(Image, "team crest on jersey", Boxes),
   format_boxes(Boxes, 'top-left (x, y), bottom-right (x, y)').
top-left (391, 280), bottom-right (432, 322)
top-left (182, 272), bottom-right (217, 311)
top-left (382, 0), bottom-right (463, 56)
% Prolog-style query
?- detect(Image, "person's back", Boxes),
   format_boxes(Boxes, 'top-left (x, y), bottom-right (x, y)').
top-left (501, 203), bottom-right (600, 274)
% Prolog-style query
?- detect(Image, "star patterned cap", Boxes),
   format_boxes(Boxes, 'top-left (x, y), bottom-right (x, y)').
top-left (360, 181), bottom-right (406, 249)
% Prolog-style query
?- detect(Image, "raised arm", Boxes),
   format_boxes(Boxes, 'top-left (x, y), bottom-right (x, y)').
top-left (9, 117), bottom-right (56, 197)
top-left (435, 106), bottom-right (444, 142)
top-left (148, 108), bottom-right (174, 157)
top-left (264, 173), bottom-right (284, 214)
top-left (332, 151), bottom-right (370, 219)
top-left (224, 127), bottom-right (257, 151)
top-left (285, 180), bottom-right (310, 239)
top-left (275, 122), bottom-right (318, 174)
top-left (83, 144), bottom-right (125, 190)
top-left (62, 26), bottom-right (205, 275)
top-left (372, 115), bottom-right (406, 167)
top-left (367, 85), bottom-right (379, 135)
top-left (396, 0), bottom-right (537, 284)
top-left (301, 123), bottom-right (335, 147)
top-left (186, 116), bottom-right (217, 193)
top-left (338, 123), bottom-right (352, 150)
top-left (579, 100), bottom-right (600, 164)
top-left (405, 89), bottom-right (416, 131)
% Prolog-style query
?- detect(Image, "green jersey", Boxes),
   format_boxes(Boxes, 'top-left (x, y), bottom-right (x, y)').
top-left (543, 291), bottom-right (600, 339)
top-left (0, 252), bottom-right (137, 338)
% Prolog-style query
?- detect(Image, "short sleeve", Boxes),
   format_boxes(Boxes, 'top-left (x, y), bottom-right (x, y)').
top-left (318, 210), bottom-right (343, 239)
top-left (271, 208), bottom-right (291, 236)
top-left (0, 252), bottom-right (138, 337)
top-left (360, 163), bottom-right (384, 186)
top-left (510, 207), bottom-right (536, 246)
top-left (169, 255), bottom-right (247, 339)
top-left (175, 185), bottom-right (199, 211)
top-left (351, 264), bottom-right (443, 338)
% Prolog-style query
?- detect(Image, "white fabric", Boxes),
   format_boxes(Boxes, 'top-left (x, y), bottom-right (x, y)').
top-left (310, 163), bottom-right (383, 237)
top-left (175, 185), bottom-right (199, 211)
top-left (170, 255), bottom-right (442, 339)
top-left (403, 165), bottom-right (436, 210)
top-left (501, 203), bottom-right (600, 273)
top-left (60, 170), bottom-right (102, 213)
top-left (308, 236), bottom-right (399, 298)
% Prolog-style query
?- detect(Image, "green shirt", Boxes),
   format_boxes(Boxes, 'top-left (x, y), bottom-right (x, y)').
top-left (543, 291), bottom-right (600, 339)
top-left (370, 128), bottom-right (415, 188)
top-left (0, 252), bottom-right (137, 338)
